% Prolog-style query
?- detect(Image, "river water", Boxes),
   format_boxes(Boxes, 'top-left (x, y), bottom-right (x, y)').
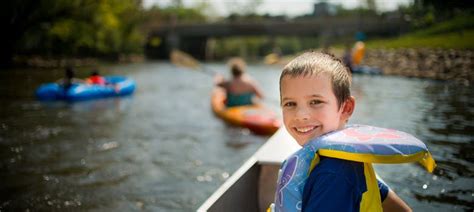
top-left (0, 62), bottom-right (472, 211)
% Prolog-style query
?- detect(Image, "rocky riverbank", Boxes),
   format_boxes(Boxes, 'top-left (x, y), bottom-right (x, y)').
top-left (361, 48), bottom-right (473, 85)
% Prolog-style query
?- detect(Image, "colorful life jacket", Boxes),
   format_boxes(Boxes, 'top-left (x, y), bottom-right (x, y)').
top-left (270, 125), bottom-right (436, 212)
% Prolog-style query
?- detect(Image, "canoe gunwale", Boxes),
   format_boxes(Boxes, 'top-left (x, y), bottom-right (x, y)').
top-left (197, 128), bottom-right (300, 211)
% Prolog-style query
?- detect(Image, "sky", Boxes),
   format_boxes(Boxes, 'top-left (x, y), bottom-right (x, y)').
top-left (142, 0), bottom-right (412, 17)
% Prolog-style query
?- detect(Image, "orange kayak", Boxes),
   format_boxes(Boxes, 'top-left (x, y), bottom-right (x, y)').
top-left (211, 88), bottom-right (281, 135)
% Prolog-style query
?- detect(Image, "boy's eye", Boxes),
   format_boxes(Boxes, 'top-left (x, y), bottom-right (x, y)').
top-left (282, 102), bottom-right (296, 107)
top-left (310, 100), bottom-right (323, 105)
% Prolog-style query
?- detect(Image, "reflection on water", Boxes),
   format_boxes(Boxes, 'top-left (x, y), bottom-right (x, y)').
top-left (0, 63), bottom-right (273, 211)
top-left (351, 75), bottom-right (473, 211)
top-left (0, 63), bottom-right (472, 211)
top-left (414, 83), bottom-right (473, 210)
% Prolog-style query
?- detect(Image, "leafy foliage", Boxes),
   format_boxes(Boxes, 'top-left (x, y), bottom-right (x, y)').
top-left (1, 0), bottom-right (144, 63)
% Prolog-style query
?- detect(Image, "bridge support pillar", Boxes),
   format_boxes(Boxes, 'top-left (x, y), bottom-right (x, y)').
top-left (179, 36), bottom-right (208, 61)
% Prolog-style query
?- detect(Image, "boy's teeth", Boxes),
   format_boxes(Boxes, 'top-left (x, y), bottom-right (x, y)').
top-left (296, 126), bottom-right (314, 133)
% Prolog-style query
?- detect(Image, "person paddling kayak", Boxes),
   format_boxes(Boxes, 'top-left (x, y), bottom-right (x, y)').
top-left (214, 57), bottom-right (264, 107)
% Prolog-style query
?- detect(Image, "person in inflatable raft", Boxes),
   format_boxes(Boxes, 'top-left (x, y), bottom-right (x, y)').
top-left (270, 51), bottom-right (436, 212)
top-left (57, 66), bottom-right (85, 90)
top-left (86, 70), bottom-right (121, 93)
top-left (86, 70), bottom-right (107, 85)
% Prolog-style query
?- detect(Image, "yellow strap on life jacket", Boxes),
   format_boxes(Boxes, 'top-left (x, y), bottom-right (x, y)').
top-left (318, 149), bottom-right (436, 173)
top-left (360, 163), bottom-right (383, 212)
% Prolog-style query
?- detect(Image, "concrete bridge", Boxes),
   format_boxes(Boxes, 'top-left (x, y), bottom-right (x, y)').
top-left (146, 17), bottom-right (408, 59)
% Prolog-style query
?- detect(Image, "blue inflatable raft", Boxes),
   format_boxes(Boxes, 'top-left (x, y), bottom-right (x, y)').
top-left (36, 76), bottom-right (136, 101)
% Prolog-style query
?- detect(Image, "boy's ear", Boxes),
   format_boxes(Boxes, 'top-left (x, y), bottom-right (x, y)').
top-left (341, 96), bottom-right (355, 122)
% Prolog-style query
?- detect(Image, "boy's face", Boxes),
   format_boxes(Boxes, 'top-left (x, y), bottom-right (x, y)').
top-left (280, 73), bottom-right (354, 146)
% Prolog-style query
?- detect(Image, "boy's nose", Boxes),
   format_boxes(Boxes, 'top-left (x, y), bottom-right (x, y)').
top-left (295, 106), bottom-right (310, 121)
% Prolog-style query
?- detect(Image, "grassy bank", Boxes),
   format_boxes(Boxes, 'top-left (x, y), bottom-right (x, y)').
top-left (366, 16), bottom-right (474, 49)
top-left (366, 30), bottom-right (474, 49)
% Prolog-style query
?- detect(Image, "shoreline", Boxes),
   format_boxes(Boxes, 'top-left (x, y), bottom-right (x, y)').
top-left (9, 49), bottom-right (473, 86)
top-left (361, 48), bottom-right (473, 85)
top-left (11, 54), bottom-right (145, 68)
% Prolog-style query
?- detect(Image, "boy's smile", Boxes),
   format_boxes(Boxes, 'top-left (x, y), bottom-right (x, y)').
top-left (280, 73), bottom-right (354, 146)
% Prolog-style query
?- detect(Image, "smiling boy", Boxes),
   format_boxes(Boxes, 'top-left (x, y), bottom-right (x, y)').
top-left (278, 51), bottom-right (411, 211)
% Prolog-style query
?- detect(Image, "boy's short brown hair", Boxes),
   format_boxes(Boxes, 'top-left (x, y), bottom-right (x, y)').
top-left (280, 51), bottom-right (352, 109)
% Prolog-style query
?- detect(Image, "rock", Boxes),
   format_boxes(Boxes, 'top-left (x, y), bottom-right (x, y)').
top-left (361, 48), bottom-right (473, 84)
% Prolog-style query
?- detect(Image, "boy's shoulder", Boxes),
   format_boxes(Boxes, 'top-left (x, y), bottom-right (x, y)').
top-left (302, 157), bottom-right (368, 211)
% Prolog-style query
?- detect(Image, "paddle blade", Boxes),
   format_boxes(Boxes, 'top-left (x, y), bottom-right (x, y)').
top-left (170, 49), bottom-right (201, 70)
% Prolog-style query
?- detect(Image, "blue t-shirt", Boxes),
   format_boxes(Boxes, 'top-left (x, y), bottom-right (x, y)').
top-left (302, 156), bottom-right (389, 212)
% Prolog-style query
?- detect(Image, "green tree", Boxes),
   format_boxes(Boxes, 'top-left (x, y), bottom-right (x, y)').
top-left (0, 0), bottom-right (144, 67)
top-left (407, 0), bottom-right (473, 28)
